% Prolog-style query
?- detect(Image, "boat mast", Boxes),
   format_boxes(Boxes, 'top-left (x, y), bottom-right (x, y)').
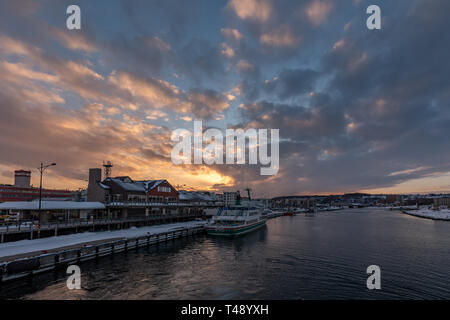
top-left (245, 187), bottom-right (252, 201)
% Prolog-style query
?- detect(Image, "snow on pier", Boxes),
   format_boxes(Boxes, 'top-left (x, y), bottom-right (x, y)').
top-left (0, 220), bottom-right (206, 260)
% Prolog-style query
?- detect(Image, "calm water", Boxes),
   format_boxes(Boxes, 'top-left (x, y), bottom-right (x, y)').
top-left (2, 208), bottom-right (450, 300)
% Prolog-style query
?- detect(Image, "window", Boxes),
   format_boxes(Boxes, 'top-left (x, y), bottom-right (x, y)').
top-left (158, 186), bottom-right (171, 193)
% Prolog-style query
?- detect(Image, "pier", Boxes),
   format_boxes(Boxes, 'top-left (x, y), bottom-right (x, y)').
top-left (0, 213), bottom-right (205, 243)
top-left (0, 223), bottom-right (206, 283)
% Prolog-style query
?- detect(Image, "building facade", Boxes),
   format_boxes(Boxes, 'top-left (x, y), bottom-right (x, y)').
top-left (0, 170), bottom-right (73, 202)
top-left (434, 198), bottom-right (450, 208)
top-left (270, 196), bottom-right (316, 208)
top-left (86, 168), bottom-right (179, 203)
top-left (386, 194), bottom-right (403, 205)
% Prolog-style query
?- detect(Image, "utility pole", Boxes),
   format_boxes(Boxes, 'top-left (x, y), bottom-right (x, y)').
top-left (38, 162), bottom-right (56, 225)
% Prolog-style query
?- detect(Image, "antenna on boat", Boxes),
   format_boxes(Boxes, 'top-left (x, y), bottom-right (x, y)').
top-left (245, 187), bottom-right (252, 201)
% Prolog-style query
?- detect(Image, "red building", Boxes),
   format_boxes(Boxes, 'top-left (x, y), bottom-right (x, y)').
top-left (0, 170), bottom-right (73, 202)
top-left (89, 175), bottom-right (178, 203)
top-left (146, 180), bottom-right (179, 203)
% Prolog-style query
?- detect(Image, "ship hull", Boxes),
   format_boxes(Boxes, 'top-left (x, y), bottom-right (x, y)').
top-left (206, 220), bottom-right (266, 236)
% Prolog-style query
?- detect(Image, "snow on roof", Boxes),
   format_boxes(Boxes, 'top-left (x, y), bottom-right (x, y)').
top-left (98, 182), bottom-right (110, 189)
top-left (141, 180), bottom-right (165, 190)
top-left (178, 190), bottom-right (215, 202)
top-left (107, 177), bottom-right (146, 192)
top-left (0, 201), bottom-right (105, 210)
top-left (107, 177), bottom-right (168, 192)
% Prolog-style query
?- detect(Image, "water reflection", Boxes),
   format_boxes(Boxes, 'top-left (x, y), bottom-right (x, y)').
top-left (2, 209), bottom-right (450, 299)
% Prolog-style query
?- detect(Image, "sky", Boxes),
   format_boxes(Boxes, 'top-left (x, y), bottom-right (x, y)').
top-left (0, 0), bottom-right (449, 197)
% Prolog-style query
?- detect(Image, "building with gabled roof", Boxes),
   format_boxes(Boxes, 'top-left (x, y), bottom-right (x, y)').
top-left (86, 168), bottom-right (178, 203)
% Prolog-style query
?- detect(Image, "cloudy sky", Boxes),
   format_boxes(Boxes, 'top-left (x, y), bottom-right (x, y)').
top-left (0, 0), bottom-right (449, 197)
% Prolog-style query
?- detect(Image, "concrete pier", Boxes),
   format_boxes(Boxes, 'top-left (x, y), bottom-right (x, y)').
top-left (0, 213), bottom-right (204, 243)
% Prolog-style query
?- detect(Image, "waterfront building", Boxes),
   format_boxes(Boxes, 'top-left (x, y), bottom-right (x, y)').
top-left (103, 177), bottom-right (178, 203)
top-left (386, 194), bottom-right (404, 205)
top-left (86, 168), bottom-right (178, 203)
top-left (178, 190), bottom-right (222, 206)
top-left (0, 200), bottom-right (105, 222)
top-left (270, 196), bottom-right (315, 209)
top-left (0, 170), bottom-right (73, 203)
top-left (434, 198), bottom-right (450, 209)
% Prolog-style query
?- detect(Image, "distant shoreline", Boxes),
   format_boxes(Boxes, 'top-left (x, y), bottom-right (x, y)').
top-left (401, 209), bottom-right (450, 221)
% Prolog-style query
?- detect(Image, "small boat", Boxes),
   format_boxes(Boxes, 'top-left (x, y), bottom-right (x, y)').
top-left (206, 206), bottom-right (267, 236)
top-left (285, 211), bottom-right (294, 216)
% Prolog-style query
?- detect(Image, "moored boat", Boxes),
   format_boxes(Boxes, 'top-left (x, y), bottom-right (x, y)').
top-left (206, 206), bottom-right (267, 236)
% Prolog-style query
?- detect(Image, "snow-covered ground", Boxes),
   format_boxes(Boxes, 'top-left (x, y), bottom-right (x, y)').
top-left (0, 221), bottom-right (206, 259)
top-left (403, 208), bottom-right (450, 220)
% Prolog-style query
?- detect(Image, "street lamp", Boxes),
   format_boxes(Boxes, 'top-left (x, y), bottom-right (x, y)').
top-left (38, 162), bottom-right (56, 224)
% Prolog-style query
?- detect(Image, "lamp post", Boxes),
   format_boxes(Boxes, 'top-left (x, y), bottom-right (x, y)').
top-left (38, 162), bottom-right (56, 224)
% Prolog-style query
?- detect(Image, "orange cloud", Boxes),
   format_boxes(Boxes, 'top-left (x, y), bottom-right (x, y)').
top-left (305, 0), bottom-right (334, 26)
top-left (228, 0), bottom-right (272, 22)
top-left (260, 25), bottom-right (301, 47)
top-left (221, 28), bottom-right (244, 41)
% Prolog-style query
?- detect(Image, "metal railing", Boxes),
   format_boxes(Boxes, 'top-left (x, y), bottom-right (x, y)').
top-left (105, 200), bottom-right (222, 207)
top-left (0, 226), bottom-right (205, 283)
top-left (0, 213), bottom-right (204, 235)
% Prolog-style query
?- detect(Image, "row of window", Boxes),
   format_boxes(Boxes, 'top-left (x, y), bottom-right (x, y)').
top-left (108, 194), bottom-right (177, 202)
top-left (0, 189), bottom-right (70, 195)
top-left (157, 186), bottom-right (172, 193)
top-left (0, 194), bottom-right (70, 198)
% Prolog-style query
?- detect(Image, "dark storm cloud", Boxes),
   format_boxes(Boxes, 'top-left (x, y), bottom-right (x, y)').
top-left (1, 0), bottom-right (450, 195)
top-left (222, 0), bottom-right (450, 194)
top-left (263, 68), bottom-right (319, 100)
top-left (185, 88), bottom-right (230, 120)
top-left (103, 35), bottom-right (172, 77)
top-left (120, 0), bottom-right (205, 41)
top-left (175, 38), bottom-right (228, 85)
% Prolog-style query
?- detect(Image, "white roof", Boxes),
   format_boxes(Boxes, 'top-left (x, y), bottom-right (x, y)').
top-left (178, 190), bottom-right (216, 201)
top-left (105, 177), bottom-right (167, 192)
top-left (0, 201), bottom-right (105, 210)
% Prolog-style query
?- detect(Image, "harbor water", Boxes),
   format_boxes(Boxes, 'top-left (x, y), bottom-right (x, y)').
top-left (2, 208), bottom-right (450, 299)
